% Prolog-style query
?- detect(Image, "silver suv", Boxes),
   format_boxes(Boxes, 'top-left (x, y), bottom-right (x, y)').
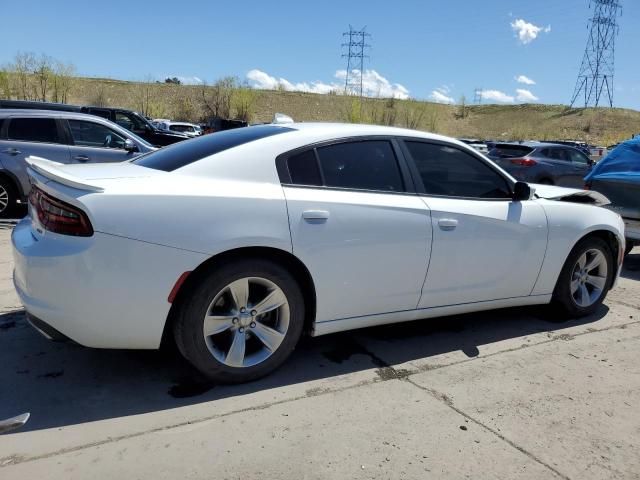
top-left (0, 110), bottom-right (155, 217)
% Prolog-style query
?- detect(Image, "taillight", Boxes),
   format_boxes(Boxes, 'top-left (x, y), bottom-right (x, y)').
top-left (510, 158), bottom-right (537, 167)
top-left (29, 187), bottom-right (93, 237)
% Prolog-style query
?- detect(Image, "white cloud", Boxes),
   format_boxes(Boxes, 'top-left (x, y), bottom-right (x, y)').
top-left (510, 19), bottom-right (551, 44)
top-left (479, 89), bottom-right (515, 103)
top-left (246, 69), bottom-right (410, 99)
top-left (334, 69), bottom-right (410, 99)
top-left (515, 88), bottom-right (539, 102)
top-left (515, 75), bottom-right (536, 85)
top-left (429, 86), bottom-right (455, 104)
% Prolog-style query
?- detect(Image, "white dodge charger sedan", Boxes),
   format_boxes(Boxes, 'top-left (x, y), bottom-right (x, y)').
top-left (12, 123), bottom-right (625, 383)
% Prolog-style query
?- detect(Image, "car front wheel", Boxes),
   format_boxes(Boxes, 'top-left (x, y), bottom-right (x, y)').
top-left (551, 236), bottom-right (614, 318)
top-left (173, 259), bottom-right (305, 383)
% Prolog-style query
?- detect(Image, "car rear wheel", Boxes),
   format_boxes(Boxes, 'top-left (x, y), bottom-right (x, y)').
top-left (551, 236), bottom-right (613, 318)
top-left (0, 178), bottom-right (18, 218)
top-left (173, 259), bottom-right (305, 383)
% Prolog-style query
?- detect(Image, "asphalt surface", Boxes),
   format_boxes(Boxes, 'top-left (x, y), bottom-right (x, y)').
top-left (0, 218), bottom-right (639, 479)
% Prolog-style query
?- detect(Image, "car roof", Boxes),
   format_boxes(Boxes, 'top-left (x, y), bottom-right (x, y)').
top-left (0, 109), bottom-right (105, 119)
top-left (284, 122), bottom-right (463, 144)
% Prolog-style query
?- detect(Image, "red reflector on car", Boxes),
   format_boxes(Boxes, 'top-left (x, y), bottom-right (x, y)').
top-left (29, 187), bottom-right (94, 237)
top-left (168, 271), bottom-right (191, 303)
top-left (509, 158), bottom-right (537, 166)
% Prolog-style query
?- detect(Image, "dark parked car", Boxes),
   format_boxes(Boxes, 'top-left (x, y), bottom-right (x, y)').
top-left (0, 100), bottom-right (189, 147)
top-left (585, 138), bottom-right (640, 255)
top-left (488, 142), bottom-right (593, 188)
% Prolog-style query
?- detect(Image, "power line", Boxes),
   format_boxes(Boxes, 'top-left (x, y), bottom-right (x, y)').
top-left (570, 0), bottom-right (622, 108)
top-left (341, 25), bottom-right (371, 98)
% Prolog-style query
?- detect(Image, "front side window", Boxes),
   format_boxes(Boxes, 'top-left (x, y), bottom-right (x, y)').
top-left (7, 118), bottom-right (59, 143)
top-left (68, 120), bottom-right (127, 149)
top-left (406, 141), bottom-right (512, 199)
top-left (315, 141), bottom-right (404, 192)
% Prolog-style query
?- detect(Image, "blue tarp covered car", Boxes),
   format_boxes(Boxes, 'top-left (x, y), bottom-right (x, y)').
top-left (585, 137), bottom-right (640, 254)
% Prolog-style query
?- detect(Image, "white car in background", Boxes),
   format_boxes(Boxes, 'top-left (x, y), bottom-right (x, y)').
top-left (165, 121), bottom-right (202, 137)
top-left (12, 123), bottom-right (625, 383)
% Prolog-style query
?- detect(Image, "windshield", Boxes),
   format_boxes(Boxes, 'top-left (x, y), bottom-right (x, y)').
top-left (132, 124), bottom-right (293, 172)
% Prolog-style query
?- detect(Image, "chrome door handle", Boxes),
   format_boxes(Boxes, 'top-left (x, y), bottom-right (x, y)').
top-left (74, 155), bottom-right (90, 162)
top-left (2, 148), bottom-right (21, 156)
top-left (438, 218), bottom-right (458, 230)
top-left (302, 210), bottom-right (330, 221)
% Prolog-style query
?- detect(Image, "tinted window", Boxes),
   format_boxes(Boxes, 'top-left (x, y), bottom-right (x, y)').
top-left (85, 108), bottom-right (111, 120)
top-left (543, 148), bottom-right (569, 162)
top-left (567, 149), bottom-right (589, 165)
top-left (316, 141), bottom-right (404, 192)
top-left (406, 142), bottom-right (511, 199)
top-left (69, 120), bottom-right (127, 149)
top-left (287, 150), bottom-right (322, 186)
top-left (7, 118), bottom-right (59, 143)
top-left (0, 118), bottom-right (4, 136)
top-left (488, 144), bottom-right (534, 158)
top-left (133, 125), bottom-right (292, 172)
top-left (115, 111), bottom-right (146, 131)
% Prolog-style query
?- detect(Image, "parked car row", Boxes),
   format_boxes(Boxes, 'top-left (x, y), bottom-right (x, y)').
top-left (0, 109), bottom-right (155, 216)
top-left (0, 100), bottom-right (190, 147)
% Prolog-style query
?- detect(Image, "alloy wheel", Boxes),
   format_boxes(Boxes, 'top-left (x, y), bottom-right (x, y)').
top-left (570, 248), bottom-right (608, 308)
top-left (0, 185), bottom-right (8, 213)
top-left (202, 276), bottom-right (290, 368)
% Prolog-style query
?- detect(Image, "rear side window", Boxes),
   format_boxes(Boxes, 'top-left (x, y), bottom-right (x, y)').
top-left (7, 118), bottom-right (59, 143)
top-left (133, 125), bottom-right (292, 172)
top-left (316, 141), bottom-right (404, 192)
top-left (406, 141), bottom-right (511, 199)
top-left (288, 150), bottom-right (322, 186)
top-left (488, 144), bottom-right (534, 158)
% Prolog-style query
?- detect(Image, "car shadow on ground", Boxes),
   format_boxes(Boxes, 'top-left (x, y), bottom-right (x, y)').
top-left (0, 301), bottom-right (609, 433)
top-left (621, 250), bottom-right (640, 281)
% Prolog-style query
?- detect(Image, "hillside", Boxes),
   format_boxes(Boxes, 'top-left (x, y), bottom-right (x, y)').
top-left (16, 76), bottom-right (640, 146)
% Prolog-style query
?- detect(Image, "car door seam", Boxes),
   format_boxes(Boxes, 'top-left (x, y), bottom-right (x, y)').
top-left (528, 204), bottom-right (551, 295)
top-left (281, 185), bottom-right (295, 254)
top-left (415, 196), bottom-right (434, 309)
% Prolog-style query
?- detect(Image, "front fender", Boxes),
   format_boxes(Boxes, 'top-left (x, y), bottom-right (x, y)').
top-left (531, 200), bottom-right (625, 295)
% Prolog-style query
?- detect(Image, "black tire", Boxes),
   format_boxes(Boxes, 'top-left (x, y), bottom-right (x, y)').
top-left (538, 178), bottom-right (554, 185)
top-left (551, 236), bottom-right (614, 318)
top-left (173, 259), bottom-right (305, 383)
top-left (0, 177), bottom-right (19, 218)
top-left (625, 242), bottom-right (635, 256)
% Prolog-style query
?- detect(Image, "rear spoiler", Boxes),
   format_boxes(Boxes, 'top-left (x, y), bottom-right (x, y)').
top-left (25, 156), bottom-right (104, 193)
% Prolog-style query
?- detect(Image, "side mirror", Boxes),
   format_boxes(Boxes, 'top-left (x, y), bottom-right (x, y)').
top-left (124, 139), bottom-right (138, 153)
top-left (513, 181), bottom-right (534, 201)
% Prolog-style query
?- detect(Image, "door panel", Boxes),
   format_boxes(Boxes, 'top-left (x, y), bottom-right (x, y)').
top-left (418, 197), bottom-right (548, 308)
top-left (284, 186), bottom-right (432, 322)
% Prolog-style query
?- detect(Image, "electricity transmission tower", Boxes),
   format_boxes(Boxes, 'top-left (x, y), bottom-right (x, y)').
top-left (473, 88), bottom-right (482, 104)
top-left (342, 26), bottom-right (371, 97)
top-left (570, 0), bottom-right (622, 108)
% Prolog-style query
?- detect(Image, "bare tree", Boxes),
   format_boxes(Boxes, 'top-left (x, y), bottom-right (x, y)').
top-left (34, 54), bottom-right (54, 101)
top-left (52, 61), bottom-right (76, 103)
top-left (0, 68), bottom-right (11, 99)
top-left (134, 75), bottom-right (154, 116)
top-left (201, 77), bottom-right (236, 119)
top-left (233, 87), bottom-right (257, 122)
top-left (13, 52), bottom-right (36, 100)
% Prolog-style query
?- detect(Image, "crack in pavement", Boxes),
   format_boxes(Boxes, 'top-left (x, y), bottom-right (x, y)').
top-left (404, 377), bottom-right (571, 480)
top-left (2, 316), bottom-right (639, 469)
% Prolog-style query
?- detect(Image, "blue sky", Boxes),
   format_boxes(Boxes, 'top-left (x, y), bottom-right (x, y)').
top-left (2, 0), bottom-right (638, 109)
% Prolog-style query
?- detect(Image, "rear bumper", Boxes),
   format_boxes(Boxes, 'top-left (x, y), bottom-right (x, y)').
top-left (12, 218), bottom-right (208, 349)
